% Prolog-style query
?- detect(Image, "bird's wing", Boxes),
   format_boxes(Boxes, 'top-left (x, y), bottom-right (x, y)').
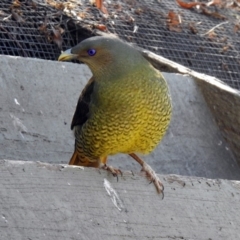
top-left (71, 77), bottom-right (95, 130)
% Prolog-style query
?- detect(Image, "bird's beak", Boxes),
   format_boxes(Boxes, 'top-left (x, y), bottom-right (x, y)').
top-left (58, 49), bottom-right (78, 61)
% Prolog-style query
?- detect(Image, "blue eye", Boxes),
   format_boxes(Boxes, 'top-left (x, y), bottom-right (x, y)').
top-left (87, 49), bottom-right (96, 56)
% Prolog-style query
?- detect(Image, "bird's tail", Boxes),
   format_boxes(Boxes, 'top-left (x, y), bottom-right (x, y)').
top-left (69, 149), bottom-right (100, 168)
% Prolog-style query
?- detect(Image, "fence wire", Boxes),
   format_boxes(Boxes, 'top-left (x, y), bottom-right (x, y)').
top-left (0, 0), bottom-right (240, 90)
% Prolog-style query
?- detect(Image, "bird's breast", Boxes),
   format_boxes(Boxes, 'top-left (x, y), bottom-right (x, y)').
top-left (78, 69), bottom-right (171, 157)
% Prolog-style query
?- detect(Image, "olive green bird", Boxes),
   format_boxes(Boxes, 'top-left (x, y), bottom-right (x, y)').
top-left (58, 36), bottom-right (171, 194)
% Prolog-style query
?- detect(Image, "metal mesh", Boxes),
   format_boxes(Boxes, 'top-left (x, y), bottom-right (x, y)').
top-left (0, 0), bottom-right (240, 90)
top-left (0, 0), bottom-right (92, 60)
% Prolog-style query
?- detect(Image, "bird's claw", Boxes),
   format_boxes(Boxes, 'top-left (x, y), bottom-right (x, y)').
top-left (101, 164), bottom-right (122, 181)
top-left (141, 163), bottom-right (164, 198)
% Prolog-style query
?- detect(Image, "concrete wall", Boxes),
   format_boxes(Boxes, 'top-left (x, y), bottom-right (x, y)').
top-left (0, 55), bottom-right (240, 180)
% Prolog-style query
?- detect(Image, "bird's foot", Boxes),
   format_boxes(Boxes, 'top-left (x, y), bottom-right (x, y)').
top-left (101, 164), bottom-right (122, 181)
top-left (141, 162), bottom-right (164, 197)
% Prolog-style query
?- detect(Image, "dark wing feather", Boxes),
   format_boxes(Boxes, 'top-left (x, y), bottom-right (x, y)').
top-left (71, 77), bottom-right (95, 130)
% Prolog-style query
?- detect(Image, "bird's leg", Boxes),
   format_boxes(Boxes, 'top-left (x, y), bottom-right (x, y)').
top-left (101, 156), bottom-right (108, 165)
top-left (69, 150), bottom-right (100, 167)
top-left (129, 153), bottom-right (164, 195)
top-left (100, 157), bottom-right (122, 180)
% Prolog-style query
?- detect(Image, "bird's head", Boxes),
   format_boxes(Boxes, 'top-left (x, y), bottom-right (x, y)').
top-left (58, 36), bottom-right (144, 79)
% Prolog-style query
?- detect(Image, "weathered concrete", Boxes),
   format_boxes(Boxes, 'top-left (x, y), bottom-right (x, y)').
top-left (142, 47), bottom-right (240, 165)
top-left (1, 160), bottom-right (240, 240)
top-left (197, 80), bottom-right (240, 162)
top-left (0, 55), bottom-right (239, 180)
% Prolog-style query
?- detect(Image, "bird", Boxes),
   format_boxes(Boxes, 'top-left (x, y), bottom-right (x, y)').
top-left (58, 36), bottom-right (172, 195)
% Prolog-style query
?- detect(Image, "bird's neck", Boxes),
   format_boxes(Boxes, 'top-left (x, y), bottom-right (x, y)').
top-left (90, 56), bottom-right (148, 81)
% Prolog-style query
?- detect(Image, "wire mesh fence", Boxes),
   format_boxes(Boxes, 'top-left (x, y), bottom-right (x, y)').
top-left (0, 0), bottom-right (240, 90)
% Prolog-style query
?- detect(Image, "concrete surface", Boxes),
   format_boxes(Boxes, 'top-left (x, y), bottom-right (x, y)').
top-left (197, 79), bottom-right (240, 163)
top-left (143, 47), bottom-right (240, 165)
top-left (0, 55), bottom-right (240, 180)
top-left (1, 159), bottom-right (240, 240)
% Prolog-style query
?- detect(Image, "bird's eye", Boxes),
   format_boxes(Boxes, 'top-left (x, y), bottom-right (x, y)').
top-left (87, 49), bottom-right (96, 56)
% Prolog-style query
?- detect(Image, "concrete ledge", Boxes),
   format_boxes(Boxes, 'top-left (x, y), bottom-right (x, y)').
top-left (1, 160), bottom-right (240, 240)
